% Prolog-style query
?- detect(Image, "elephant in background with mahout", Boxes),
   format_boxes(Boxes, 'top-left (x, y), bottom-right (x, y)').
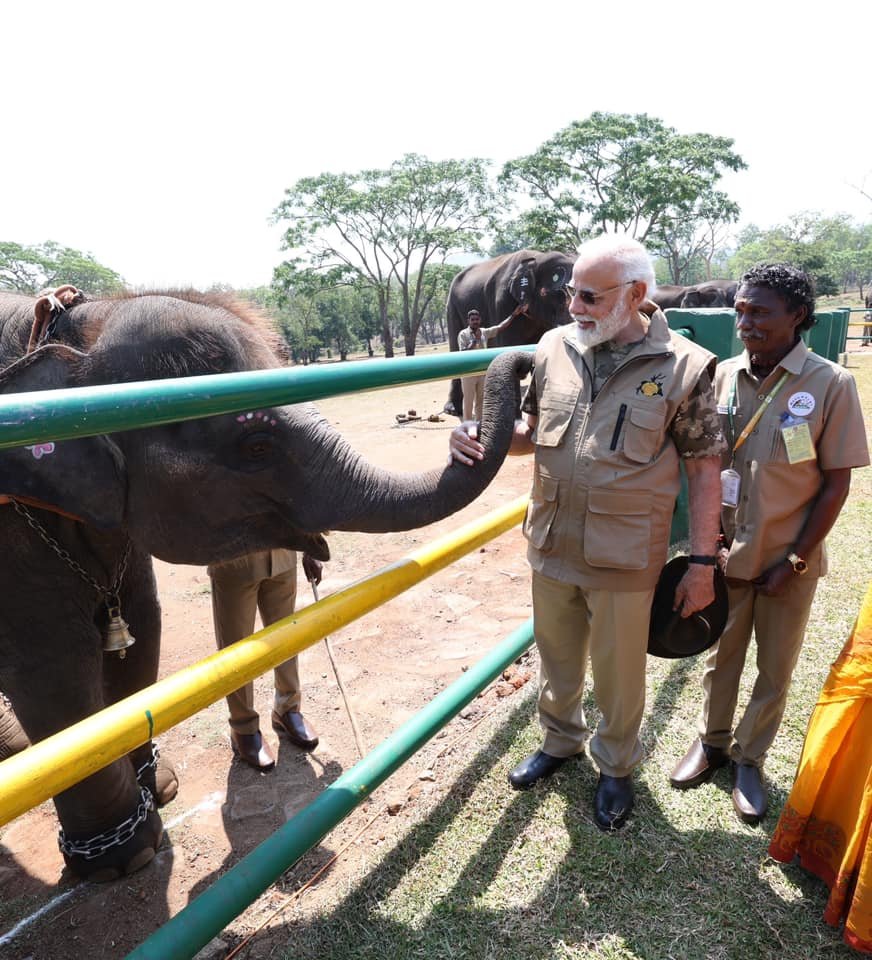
top-left (680, 280), bottom-right (738, 308)
top-left (0, 288), bottom-right (531, 881)
top-left (443, 249), bottom-right (574, 416)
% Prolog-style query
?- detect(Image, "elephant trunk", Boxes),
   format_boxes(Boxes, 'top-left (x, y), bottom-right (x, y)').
top-left (294, 351), bottom-right (531, 535)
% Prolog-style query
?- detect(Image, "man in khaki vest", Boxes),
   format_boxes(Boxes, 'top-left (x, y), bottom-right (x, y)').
top-left (450, 234), bottom-right (725, 830)
top-left (670, 263), bottom-right (870, 823)
top-left (209, 549), bottom-right (321, 770)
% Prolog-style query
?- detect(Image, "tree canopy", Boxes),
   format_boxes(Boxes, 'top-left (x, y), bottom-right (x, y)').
top-left (0, 241), bottom-right (125, 295)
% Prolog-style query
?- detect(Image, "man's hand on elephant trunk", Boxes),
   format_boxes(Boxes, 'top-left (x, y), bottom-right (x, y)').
top-left (672, 565), bottom-right (715, 618)
top-left (448, 422), bottom-right (484, 467)
top-left (302, 554), bottom-right (323, 585)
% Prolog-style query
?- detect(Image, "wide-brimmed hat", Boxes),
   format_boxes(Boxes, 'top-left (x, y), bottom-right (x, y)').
top-left (647, 556), bottom-right (729, 659)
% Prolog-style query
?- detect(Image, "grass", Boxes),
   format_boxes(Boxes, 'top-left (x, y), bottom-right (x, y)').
top-left (259, 356), bottom-right (872, 960)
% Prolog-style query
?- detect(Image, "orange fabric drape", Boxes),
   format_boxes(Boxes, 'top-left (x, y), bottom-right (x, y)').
top-left (769, 580), bottom-right (872, 954)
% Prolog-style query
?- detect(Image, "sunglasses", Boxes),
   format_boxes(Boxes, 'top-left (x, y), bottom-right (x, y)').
top-left (565, 280), bottom-right (636, 306)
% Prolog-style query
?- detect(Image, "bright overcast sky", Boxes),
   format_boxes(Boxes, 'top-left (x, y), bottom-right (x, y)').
top-left (4, 1), bottom-right (870, 290)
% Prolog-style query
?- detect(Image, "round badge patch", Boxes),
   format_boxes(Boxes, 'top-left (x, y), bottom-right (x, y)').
top-left (787, 391), bottom-right (815, 417)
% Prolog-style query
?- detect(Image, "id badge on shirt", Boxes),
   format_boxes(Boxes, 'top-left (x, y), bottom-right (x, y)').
top-left (780, 415), bottom-right (816, 464)
top-left (721, 468), bottom-right (741, 507)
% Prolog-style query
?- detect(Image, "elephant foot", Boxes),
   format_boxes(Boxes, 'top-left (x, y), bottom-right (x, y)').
top-left (443, 400), bottom-right (461, 418)
top-left (154, 757), bottom-right (179, 807)
top-left (61, 810), bottom-right (163, 883)
top-left (0, 694), bottom-right (30, 759)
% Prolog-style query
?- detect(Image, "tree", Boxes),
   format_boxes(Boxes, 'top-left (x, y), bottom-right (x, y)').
top-left (651, 192), bottom-right (740, 284)
top-left (498, 112), bottom-right (747, 252)
top-left (0, 241), bottom-right (124, 295)
top-left (272, 154), bottom-right (499, 357)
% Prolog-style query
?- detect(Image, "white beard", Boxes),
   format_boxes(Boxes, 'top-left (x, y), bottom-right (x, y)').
top-left (572, 303), bottom-right (632, 348)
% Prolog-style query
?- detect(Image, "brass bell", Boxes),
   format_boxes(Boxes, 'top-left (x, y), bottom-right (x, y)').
top-left (103, 604), bottom-right (136, 658)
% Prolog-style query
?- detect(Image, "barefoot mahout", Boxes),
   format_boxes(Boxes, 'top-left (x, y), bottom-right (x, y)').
top-left (0, 287), bottom-right (531, 880)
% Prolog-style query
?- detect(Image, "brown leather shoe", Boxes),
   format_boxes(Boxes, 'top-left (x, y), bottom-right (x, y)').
top-left (230, 730), bottom-right (276, 771)
top-left (272, 710), bottom-right (319, 752)
top-left (669, 738), bottom-right (729, 790)
top-left (732, 762), bottom-right (768, 824)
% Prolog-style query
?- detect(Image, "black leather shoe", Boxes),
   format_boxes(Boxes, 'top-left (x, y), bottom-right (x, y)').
top-left (669, 738), bottom-right (729, 790)
top-left (593, 774), bottom-right (634, 831)
top-left (272, 710), bottom-right (319, 752)
top-left (231, 730), bottom-right (276, 771)
top-left (732, 762), bottom-right (768, 824)
top-left (508, 750), bottom-right (569, 790)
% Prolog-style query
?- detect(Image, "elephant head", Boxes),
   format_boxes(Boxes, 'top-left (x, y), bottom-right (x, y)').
top-left (680, 281), bottom-right (738, 309)
top-left (0, 289), bottom-right (531, 880)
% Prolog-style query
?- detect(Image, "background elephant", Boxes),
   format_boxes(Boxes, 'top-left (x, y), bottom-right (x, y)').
top-left (443, 249), bottom-right (574, 416)
top-left (680, 280), bottom-right (738, 308)
top-left (650, 284), bottom-right (690, 309)
top-left (0, 289), bottom-right (530, 881)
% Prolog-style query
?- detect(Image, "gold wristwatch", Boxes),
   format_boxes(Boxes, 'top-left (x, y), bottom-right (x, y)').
top-left (787, 552), bottom-right (808, 575)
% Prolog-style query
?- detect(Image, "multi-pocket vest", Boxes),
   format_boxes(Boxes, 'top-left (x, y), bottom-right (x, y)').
top-left (523, 307), bottom-right (716, 591)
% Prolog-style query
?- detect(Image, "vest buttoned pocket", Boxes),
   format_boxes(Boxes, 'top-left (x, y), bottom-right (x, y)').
top-left (534, 392), bottom-right (577, 448)
top-left (583, 488), bottom-right (650, 569)
top-left (622, 405), bottom-right (666, 463)
top-left (523, 474), bottom-right (560, 552)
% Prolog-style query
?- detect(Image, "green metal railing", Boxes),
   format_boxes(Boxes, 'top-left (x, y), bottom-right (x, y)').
top-left (0, 346), bottom-right (531, 450)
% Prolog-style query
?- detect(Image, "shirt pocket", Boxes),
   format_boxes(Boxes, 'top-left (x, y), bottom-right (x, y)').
top-left (622, 405), bottom-right (667, 463)
top-left (583, 488), bottom-right (651, 569)
top-left (523, 474), bottom-right (560, 552)
top-left (534, 390), bottom-right (578, 448)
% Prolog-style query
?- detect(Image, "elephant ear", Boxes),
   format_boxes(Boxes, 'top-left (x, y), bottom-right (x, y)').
top-left (542, 260), bottom-right (571, 293)
top-left (0, 345), bottom-right (127, 529)
top-left (507, 257), bottom-right (536, 305)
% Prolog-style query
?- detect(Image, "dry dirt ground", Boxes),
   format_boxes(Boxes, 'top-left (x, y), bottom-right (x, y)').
top-left (0, 371), bottom-right (537, 960)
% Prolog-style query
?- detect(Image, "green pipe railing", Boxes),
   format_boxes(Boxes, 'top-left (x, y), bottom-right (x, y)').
top-left (0, 346), bottom-right (533, 450)
top-left (126, 619), bottom-right (535, 960)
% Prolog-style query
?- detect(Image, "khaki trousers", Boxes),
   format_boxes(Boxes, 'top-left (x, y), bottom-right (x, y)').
top-left (532, 570), bottom-right (654, 777)
top-left (461, 374), bottom-right (485, 422)
top-left (699, 575), bottom-right (819, 766)
top-left (210, 556), bottom-right (302, 735)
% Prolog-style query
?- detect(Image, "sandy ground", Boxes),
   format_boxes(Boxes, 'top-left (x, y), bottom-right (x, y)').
top-left (0, 374), bottom-right (536, 960)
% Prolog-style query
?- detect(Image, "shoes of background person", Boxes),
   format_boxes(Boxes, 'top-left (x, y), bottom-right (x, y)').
top-left (593, 773), bottom-right (634, 831)
top-left (230, 729), bottom-right (276, 771)
top-left (507, 749), bottom-right (570, 790)
top-left (669, 738), bottom-right (729, 789)
top-left (732, 762), bottom-right (768, 824)
top-left (271, 710), bottom-right (319, 752)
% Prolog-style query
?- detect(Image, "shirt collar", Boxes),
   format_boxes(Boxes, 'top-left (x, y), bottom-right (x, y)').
top-left (739, 338), bottom-right (808, 376)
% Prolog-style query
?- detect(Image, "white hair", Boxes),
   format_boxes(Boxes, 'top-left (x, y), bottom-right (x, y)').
top-left (575, 233), bottom-right (655, 300)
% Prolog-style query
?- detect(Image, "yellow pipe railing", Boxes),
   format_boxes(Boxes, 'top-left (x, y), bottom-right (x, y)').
top-left (0, 495), bottom-right (529, 827)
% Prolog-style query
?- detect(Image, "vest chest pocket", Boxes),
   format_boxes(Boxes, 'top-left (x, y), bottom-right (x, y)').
top-left (622, 405), bottom-right (667, 463)
top-left (583, 488), bottom-right (651, 569)
top-left (534, 391), bottom-right (578, 448)
top-left (523, 475), bottom-right (560, 551)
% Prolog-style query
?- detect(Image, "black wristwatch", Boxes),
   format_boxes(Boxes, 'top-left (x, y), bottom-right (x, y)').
top-left (787, 552), bottom-right (808, 575)
top-left (688, 555), bottom-right (718, 566)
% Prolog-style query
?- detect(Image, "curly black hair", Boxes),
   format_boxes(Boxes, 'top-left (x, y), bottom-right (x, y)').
top-left (738, 263), bottom-right (816, 331)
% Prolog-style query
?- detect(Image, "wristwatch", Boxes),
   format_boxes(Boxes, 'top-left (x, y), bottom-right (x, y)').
top-left (787, 552), bottom-right (808, 575)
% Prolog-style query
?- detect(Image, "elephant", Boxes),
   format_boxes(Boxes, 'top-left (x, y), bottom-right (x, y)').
top-left (650, 284), bottom-right (690, 310)
top-left (680, 280), bottom-right (738, 309)
top-left (0, 288), bottom-right (531, 881)
top-left (863, 292), bottom-right (872, 346)
top-left (443, 249), bottom-right (574, 416)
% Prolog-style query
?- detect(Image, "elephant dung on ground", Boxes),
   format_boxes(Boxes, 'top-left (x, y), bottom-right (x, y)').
top-left (680, 280), bottom-right (738, 308)
top-left (443, 249), bottom-right (574, 416)
top-left (0, 288), bottom-right (531, 881)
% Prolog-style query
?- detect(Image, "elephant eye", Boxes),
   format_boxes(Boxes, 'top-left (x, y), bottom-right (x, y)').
top-left (238, 431), bottom-right (276, 469)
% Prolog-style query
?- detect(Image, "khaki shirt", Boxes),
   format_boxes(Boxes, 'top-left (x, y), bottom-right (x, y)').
top-left (522, 305), bottom-right (723, 591)
top-left (458, 324), bottom-right (501, 351)
top-left (717, 340), bottom-right (869, 580)
top-left (207, 548), bottom-right (296, 584)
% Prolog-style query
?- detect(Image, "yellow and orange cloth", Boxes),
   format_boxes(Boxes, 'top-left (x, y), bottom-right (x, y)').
top-left (769, 580), bottom-right (872, 954)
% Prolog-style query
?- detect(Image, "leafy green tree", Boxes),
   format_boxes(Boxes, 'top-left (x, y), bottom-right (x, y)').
top-left (272, 154), bottom-right (499, 357)
top-left (651, 192), bottom-right (740, 284)
top-left (0, 241), bottom-right (124, 295)
top-left (498, 113), bottom-right (746, 253)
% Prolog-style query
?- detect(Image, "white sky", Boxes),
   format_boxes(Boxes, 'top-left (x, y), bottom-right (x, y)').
top-left (3, 1), bottom-right (870, 290)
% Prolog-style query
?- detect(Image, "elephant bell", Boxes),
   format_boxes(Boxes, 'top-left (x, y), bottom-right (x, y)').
top-left (102, 603), bottom-right (136, 658)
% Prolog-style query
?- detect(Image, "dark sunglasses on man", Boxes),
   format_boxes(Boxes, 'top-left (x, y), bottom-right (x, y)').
top-left (565, 280), bottom-right (636, 306)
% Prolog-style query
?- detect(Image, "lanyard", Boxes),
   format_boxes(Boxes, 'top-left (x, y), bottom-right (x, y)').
top-left (728, 369), bottom-right (790, 454)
